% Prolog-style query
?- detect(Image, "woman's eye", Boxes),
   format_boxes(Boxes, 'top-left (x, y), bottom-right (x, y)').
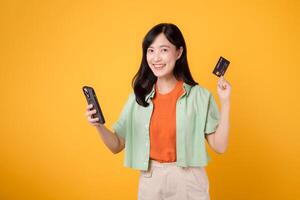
top-left (147, 49), bottom-right (154, 53)
top-left (162, 48), bottom-right (168, 52)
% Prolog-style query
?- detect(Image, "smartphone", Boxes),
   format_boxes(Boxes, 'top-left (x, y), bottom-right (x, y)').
top-left (82, 86), bottom-right (105, 124)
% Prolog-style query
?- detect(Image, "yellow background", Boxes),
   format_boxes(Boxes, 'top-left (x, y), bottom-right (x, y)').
top-left (1, 0), bottom-right (299, 199)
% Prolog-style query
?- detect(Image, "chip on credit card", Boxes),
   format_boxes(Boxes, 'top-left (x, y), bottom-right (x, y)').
top-left (213, 56), bottom-right (230, 77)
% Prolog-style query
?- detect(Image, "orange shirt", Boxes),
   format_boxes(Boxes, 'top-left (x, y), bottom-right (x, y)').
top-left (149, 80), bottom-right (184, 162)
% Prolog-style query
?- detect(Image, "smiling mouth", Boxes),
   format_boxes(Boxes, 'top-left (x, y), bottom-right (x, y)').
top-left (153, 64), bottom-right (166, 69)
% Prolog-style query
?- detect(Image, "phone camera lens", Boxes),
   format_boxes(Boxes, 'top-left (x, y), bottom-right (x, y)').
top-left (84, 88), bottom-right (90, 98)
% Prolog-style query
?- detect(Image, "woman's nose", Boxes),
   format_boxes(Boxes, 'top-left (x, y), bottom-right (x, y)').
top-left (153, 52), bottom-right (161, 61)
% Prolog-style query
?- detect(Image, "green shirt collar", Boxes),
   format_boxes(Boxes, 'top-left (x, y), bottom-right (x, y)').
top-left (145, 82), bottom-right (192, 102)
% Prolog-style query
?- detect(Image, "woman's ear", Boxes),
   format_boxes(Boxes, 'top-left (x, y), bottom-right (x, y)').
top-left (176, 47), bottom-right (183, 60)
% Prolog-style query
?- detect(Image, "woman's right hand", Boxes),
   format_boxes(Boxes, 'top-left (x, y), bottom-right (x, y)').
top-left (85, 104), bottom-right (101, 127)
top-left (85, 104), bottom-right (124, 154)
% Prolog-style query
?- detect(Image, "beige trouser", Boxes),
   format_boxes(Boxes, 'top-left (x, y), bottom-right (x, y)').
top-left (138, 160), bottom-right (210, 200)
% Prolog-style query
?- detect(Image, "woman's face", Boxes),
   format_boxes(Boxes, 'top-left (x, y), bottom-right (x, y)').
top-left (146, 33), bottom-right (183, 79)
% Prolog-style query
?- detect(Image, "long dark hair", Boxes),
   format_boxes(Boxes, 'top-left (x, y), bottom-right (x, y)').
top-left (132, 23), bottom-right (198, 107)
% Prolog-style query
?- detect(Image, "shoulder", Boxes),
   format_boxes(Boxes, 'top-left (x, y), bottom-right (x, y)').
top-left (125, 92), bottom-right (136, 105)
top-left (128, 91), bottom-right (135, 100)
top-left (119, 92), bottom-right (136, 109)
top-left (189, 84), bottom-right (212, 99)
top-left (188, 84), bottom-right (218, 110)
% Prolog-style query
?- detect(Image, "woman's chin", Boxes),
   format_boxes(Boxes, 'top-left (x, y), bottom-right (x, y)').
top-left (153, 72), bottom-right (174, 79)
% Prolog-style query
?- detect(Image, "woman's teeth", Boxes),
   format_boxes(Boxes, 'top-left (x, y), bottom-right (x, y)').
top-left (154, 64), bottom-right (165, 69)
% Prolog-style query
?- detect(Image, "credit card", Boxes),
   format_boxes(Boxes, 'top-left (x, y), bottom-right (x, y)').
top-left (212, 56), bottom-right (230, 77)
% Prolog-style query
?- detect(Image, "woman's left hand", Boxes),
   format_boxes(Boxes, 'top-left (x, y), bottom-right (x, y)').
top-left (217, 76), bottom-right (231, 104)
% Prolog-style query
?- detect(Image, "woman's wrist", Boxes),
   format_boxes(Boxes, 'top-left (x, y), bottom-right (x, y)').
top-left (221, 99), bottom-right (230, 107)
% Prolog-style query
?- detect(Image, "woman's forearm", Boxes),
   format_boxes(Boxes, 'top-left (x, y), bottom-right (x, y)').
top-left (95, 125), bottom-right (122, 154)
top-left (214, 101), bottom-right (230, 153)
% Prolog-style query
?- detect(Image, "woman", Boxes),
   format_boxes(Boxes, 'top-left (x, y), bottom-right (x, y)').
top-left (85, 23), bottom-right (231, 200)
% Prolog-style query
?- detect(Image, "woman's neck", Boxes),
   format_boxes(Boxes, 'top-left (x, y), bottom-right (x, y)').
top-left (156, 76), bottom-right (179, 95)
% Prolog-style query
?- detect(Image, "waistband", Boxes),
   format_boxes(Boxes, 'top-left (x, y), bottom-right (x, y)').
top-left (148, 159), bottom-right (206, 170)
top-left (149, 159), bottom-right (177, 168)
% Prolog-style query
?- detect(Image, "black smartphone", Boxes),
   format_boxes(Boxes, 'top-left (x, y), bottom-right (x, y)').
top-left (82, 86), bottom-right (105, 124)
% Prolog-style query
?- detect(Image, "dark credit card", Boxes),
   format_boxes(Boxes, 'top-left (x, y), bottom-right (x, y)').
top-left (212, 56), bottom-right (230, 77)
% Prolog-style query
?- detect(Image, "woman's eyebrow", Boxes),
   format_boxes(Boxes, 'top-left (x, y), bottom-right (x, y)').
top-left (148, 45), bottom-right (171, 48)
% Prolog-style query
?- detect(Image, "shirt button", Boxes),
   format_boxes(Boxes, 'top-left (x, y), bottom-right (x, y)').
top-left (145, 124), bottom-right (148, 129)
